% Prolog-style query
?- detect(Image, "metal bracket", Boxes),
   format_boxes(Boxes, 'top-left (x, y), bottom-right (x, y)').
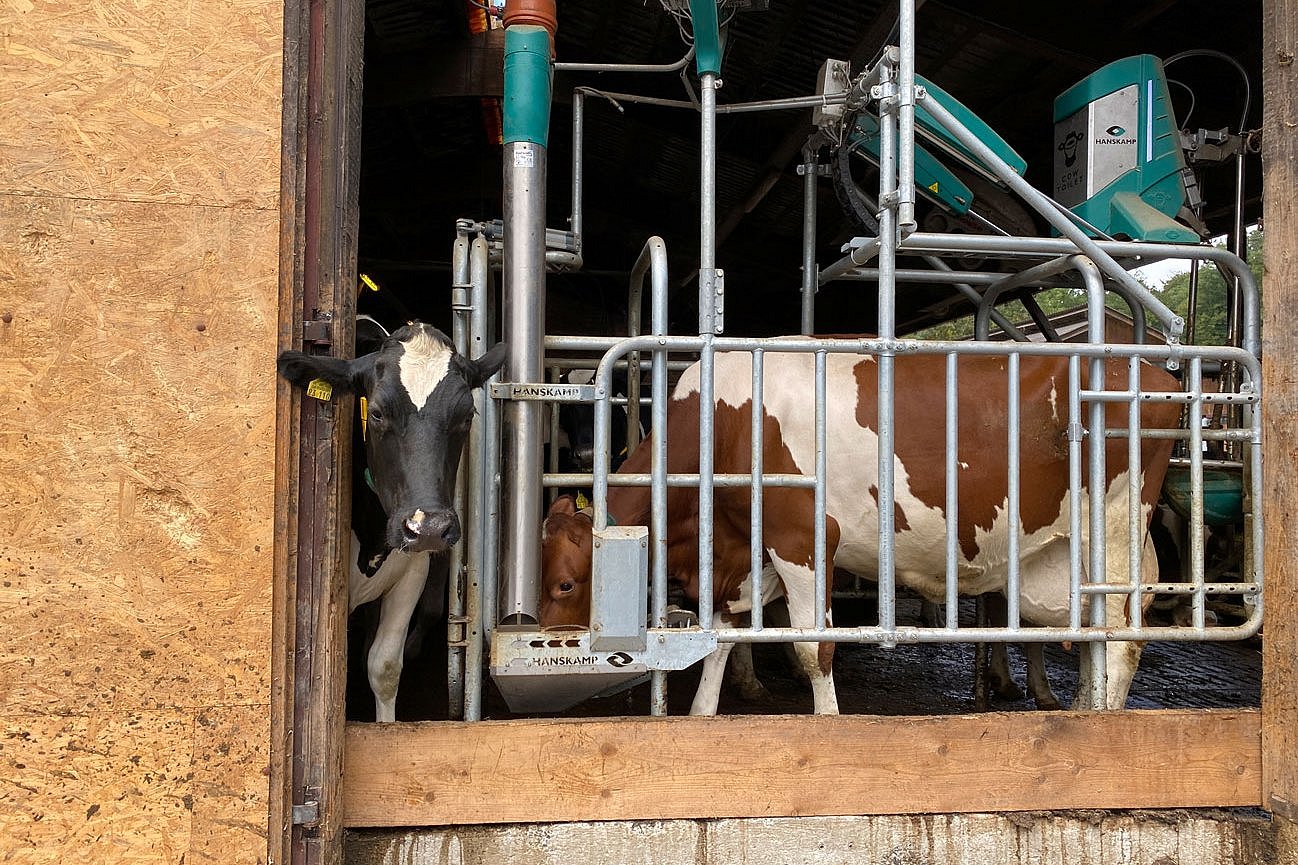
top-left (713, 269), bottom-right (725, 334)
top-left (447, 614), bottom-right (470, 649)
top-left (302, 314), bottom-right (332, 348)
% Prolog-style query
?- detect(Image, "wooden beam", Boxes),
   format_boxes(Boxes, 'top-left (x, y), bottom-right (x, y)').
top-left (343, 709), bottom-right (1261, 827)
top-left (1262, 0), bottom-right (1298, 839)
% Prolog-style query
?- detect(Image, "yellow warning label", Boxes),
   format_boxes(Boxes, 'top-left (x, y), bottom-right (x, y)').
top-left (928, 181), bottom-right (940, 193)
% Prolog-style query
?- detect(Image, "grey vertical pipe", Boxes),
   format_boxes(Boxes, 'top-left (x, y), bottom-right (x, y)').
top-left (447, 233), bottom-right (471, 719)
top-left (624, 237), bottom-right (671, 715)
top-left (546, 364), bottom-right (560, 506)
top-left (814, 350), bottom-right (828, 631)
top-left (896, 0), bottom-right (917, 234)
top-left (750, 349), bottom-right (765, 631)
top-left (464, 235), bottom-right (492, 720)
top-left (1188, 356), bottom-right (1206, 630)
top-left (648, 238), bottom-right (670, 716)
top-left (1185, 261), bottom-right (1201, 346)
top-left (1006, 351), bottom-right (1021, 630)
top-left (1068, 355), bottom-right (1083, 631)
top-left (696, 71), bottom-right (719, 629)
top-left (571, 89), bottom-right (584, 256)
top-left (482, 266), bottom-right (502, 634)
top-left (500, 140), bottom-right (547, 625)
top-left (800, 147), bottom-right (818, 335)
top-left (875, 57), bottom-right (898, 638)
top-left (1126, 356), bottom-right (1143, 631)
top-left (626, 263), bottom-right (643, 457)
top-left (944, 352), bottom-right (959, 628)
top-left (1080, 255), bottom-right (1109, 709)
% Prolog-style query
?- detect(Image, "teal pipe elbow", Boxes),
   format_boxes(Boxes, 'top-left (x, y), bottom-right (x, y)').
top-left (503, 25), bottom-right (552, 146)
top-left (689, 0), bottom-right (722, 76)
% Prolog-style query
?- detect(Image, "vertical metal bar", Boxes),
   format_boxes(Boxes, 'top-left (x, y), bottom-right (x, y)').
top-left (1068, 354), bottom-right (1083, 631)
top-left (750, 349), bottom-right (765, 631)
top-left (698, 337), bottom-right (716, 630)
top-left (1006, 351), bottom-right (1021, 629)
top-left (944, 351), bottom-right (959, 628)
top-left (697, 70), bottom-right (720, 629)
top-left (875, 58), bottom-right (898, 638)
top-left (447, 234), bottom-right (470, 720)
top-left (546, 364), bottom-right (560, 506)
top-left (1126, 356), bottom-right (1143, 631)
top-left (463, 236), bottom-right (490, 720)
top-left (482, 268), bottom-right (502, 637)
top-left (1189, 356), bottom-right (1206, 629)
top-left (571, 89), bottom-right (584, 255)
top-left (800, 147), bottom-right (818, 335)
top-left (1082, 257), bottom-right (1109, 709)
top-left (896, 0), bottom-right (917, 234)
top-left (814, 349), bottom-right (828, 631)
top-left (647, 238), bottom-right (670, 716)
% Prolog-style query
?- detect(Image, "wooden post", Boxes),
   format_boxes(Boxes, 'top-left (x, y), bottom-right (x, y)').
top-left (1261, 0), bottom-right (1298, 856)
top-left (271, 0), bottom-right (365, 861)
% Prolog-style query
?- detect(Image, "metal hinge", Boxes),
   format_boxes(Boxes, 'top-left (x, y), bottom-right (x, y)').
top-left (292, 786), bottom-right (321, 829)
top-left (302, 313), bottom-right (333, 348)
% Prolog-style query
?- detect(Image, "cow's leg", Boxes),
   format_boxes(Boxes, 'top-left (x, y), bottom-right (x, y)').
top-left (769, 550), bottom-right (839, 715)
top-left (726, 641), bottom-right (771, 702)
top-left (689, 640), bottom-right (736, 716)
top-left (1024, 642), bottom-right (1061, 710)
top-left (367, 553), bottom-right (430, 722)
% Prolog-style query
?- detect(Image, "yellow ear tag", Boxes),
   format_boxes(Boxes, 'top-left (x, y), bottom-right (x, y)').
top-left (306, 378), bottom-right (333, 401)
top-left (575, 491), bottom-right (590, 511)
top-left (359, 396), bottom-right (369, 441)
top-left (360, 273), bottom-right (380, 293)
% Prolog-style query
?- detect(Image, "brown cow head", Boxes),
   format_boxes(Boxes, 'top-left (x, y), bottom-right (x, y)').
top-left (539, 495), bottom-right (596, 628)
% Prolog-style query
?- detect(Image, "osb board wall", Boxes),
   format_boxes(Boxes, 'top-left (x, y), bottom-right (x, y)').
top-left (0, 0), bottom-right (282, 207)
top-left (0, 0), bottom-right (283, 861)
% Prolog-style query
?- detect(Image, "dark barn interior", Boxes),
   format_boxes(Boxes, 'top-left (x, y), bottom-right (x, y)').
top-left (355, 0), bottom-right (1263, 338)
top-left (344, 1), bottom-right (1265, 721)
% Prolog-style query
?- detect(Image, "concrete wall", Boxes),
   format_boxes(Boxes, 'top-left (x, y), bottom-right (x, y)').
top-left (347, 812), bottom-right (1275, 865)
top-left (0, 0), bottom-right (283, 861)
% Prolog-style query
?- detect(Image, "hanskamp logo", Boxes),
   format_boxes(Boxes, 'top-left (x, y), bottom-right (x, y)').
top-left (1097, 124), bottom-right (1135, 145)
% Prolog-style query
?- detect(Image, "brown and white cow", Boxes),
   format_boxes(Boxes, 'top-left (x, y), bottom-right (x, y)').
top-left (540, 344), bottom-right (1180, 715)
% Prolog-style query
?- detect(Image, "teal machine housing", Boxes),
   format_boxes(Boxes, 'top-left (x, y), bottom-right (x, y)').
top-left (1053, 54), bottom-right (1198, 243)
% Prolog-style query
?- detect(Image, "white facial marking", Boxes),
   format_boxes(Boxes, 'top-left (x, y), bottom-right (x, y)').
top-left (398, 327), bottom-right (453, 410)
top-left (1049, 376), bottom-right (1059, 424)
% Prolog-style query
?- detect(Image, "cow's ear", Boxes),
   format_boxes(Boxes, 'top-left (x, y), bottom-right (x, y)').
top-left (547, 495), bottom-right (578, 519)
top-left (277, 350), bottom-right (373, 396)
top-left (461, 342), bottom-right (508, 388)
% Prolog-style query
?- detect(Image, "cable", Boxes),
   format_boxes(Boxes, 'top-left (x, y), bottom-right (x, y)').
top-left (1166, 77), bottom-right (1197, 130)
top-left (1163, 49), bottom-right (1251, 133)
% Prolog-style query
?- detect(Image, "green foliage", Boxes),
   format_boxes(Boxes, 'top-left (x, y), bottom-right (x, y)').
top-left (910, 231), bottom-right (1262, 345)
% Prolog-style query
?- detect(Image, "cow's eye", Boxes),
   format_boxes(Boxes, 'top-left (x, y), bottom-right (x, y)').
top-left (558, 581), bottom-right (574, 594)
top-left (369, 405), bottom-right (383, 422)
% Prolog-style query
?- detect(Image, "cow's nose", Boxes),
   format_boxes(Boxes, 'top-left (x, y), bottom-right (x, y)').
top-left (401, 509), bottom-right (460, 551)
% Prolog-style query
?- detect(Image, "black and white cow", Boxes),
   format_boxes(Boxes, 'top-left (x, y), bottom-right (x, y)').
top-left (279, 321), bottom-right (506, 721)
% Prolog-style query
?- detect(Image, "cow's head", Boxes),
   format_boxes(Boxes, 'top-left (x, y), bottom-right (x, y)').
top-left (278, 322), bottom-right (507, 553)
top-left (539, 495), bottom-right (595, 628)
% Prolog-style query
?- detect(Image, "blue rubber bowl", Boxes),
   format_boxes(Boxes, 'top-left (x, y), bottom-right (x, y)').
top-left (1163, 465), bottom-right (1244, 526)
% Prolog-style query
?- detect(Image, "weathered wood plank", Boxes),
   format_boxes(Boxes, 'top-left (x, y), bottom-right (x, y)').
top-left (1262, 0), bottom-right (1298, 839)
top-left (344, 709), bottom-right (1261, 827)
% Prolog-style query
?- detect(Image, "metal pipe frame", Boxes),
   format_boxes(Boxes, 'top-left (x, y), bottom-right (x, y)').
top-left (875, 53), bottom-right (899, 639)
top-left (577, 331), bottom-right (1263, 649)
top-left (447, 232), bottom-right (471, 719)
top-left (800, 145), bottom-right (818, 335)
top-left (897, 233), bottom-right (1260, 358)
top-left (555, 46), bottom-right (694, 74)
